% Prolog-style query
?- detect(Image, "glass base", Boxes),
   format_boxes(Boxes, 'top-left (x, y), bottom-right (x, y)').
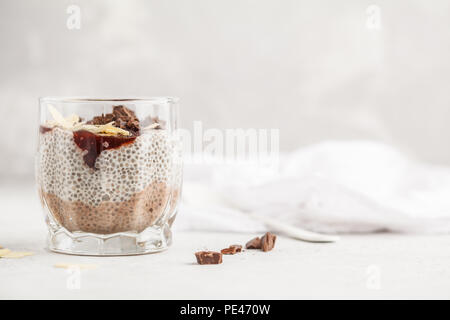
top-left (47, 224), bottom-right (172, 256)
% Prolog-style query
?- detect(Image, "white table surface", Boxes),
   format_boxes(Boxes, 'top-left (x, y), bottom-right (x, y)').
top-left (1, 181), bottom-right (450, 299)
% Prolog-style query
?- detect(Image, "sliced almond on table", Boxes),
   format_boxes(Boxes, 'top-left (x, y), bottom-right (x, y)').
top-left (1, 251), bottom-right (34, 259)
top-left (0, 248), bottom-right (11, 256)
top-left (54, 263), bottom-right (98, 270)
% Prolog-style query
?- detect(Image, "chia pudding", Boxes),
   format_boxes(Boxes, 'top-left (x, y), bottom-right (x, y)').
top-left (37, 105), bottom-right (182, 235)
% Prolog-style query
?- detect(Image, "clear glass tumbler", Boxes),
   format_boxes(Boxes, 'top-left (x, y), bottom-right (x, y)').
top-left (36, 97), bottom-right (182, 255)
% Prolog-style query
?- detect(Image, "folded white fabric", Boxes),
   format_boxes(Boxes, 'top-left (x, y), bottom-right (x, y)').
top-left (175, 141), bottom-right (450, 234)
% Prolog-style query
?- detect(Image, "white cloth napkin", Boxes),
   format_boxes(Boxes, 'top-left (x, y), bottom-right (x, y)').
top-left (175, 141), bottom-right (450, 234)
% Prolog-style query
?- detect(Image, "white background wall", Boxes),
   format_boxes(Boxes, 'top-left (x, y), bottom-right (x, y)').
top-left (1, 0), bottom-right (449, 178)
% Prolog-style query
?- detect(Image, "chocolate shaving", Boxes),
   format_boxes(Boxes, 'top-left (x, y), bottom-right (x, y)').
top-left (221, 244), bottom-right (243, 255)
top-left (261, 232), bottom-right (277, 252)
top-left (87, 105), bottom-right (141, 135)
top-left (90, 113), bottom-right (114, 125)
top-left (39, 126), bottom-right (53, 134)
top-left (112, 105), bottom-right (135, 119)
top-left (195, 251), bottom-right (223, 265)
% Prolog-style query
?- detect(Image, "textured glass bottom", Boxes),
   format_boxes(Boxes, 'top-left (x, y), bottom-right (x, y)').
top-left (47, 223), bottom-right (172, 256)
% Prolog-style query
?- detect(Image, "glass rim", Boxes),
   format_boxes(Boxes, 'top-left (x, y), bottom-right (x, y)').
top-left (39, 96), bottom-right (179, 104)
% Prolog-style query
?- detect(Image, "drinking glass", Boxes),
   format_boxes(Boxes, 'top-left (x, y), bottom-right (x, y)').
top-left (36, 97), bottom-right (182, 255)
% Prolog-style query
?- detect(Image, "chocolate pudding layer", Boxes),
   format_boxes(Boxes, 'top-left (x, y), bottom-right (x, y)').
top-left (37, 126), bottom-right (182, 234)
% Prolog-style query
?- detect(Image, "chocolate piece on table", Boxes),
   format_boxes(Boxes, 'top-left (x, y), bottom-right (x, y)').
top-left (245, 237), bottom-right (262, 249)
top-left (221, 244), bottom-right (243, 255)
top-left (195, 251), bottom-right (223, 265)
top-left (261, 232), bottom-right (277, 252)
top-left (230, 244), bottom-right (242, 252)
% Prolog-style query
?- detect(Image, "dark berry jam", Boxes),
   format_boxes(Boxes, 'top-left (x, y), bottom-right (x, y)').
top-left (73, 130), bottom-right (136, 169)
top-left (39, 125), bottom-right (53, 134)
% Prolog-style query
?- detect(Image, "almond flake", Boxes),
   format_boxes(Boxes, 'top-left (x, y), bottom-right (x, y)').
top-left (46, 105), bottom-right (131, 136)
top-left (65, 114), bottom-right (81, 127)
top-left (54, 263), bottom-right (98, 270)
top-left (0, 248), bottom-right (11, 256)
top-left (1, 251), bottom-right (33, 259)
top-left (142, 123), bottom-right (160, 130)
top-left (48, 104), bottom-right (73, 129)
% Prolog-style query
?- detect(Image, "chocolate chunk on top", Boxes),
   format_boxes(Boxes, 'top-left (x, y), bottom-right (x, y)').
top-left (261, 232), bottom-right (277, 252)
top-left (112, 105), bottom-right (140, 134)
top-left (86, 105), bottom-right (140, 135)
top-left (90, 113), bottom-right (115, 125)
top-left (195, 251), bottom-right (223, 265)
top-left (112, 105), bottom-right (135, 119)
top-left (245, 237), bottom-right (262, 249)
top-left (221, 244), bottom-right (243, 255)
